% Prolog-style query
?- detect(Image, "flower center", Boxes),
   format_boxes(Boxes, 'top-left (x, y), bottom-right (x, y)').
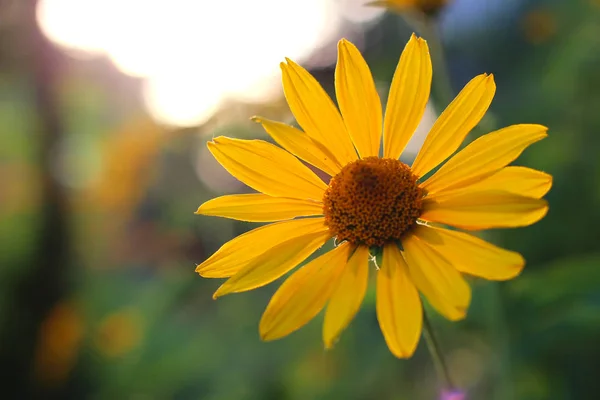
top-left (322, 157), bottom-right (425, 247)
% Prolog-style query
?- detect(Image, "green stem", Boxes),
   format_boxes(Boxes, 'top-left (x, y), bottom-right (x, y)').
top-left (420, 16), bottom-right (455, 109)
top-left (422, 307), bottom-right (455, 391)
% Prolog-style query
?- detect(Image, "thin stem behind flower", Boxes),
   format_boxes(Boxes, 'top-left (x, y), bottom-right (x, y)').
top-left (422, 307), bottom-right (455, 391)
top-left (420, 16), bottom-right (455, 109)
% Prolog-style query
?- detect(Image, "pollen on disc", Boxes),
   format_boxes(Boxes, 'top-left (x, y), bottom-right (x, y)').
top-left (322, 157), bottom-right (424, 247)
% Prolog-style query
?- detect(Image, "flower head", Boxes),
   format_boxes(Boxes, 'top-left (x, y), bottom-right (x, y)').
top-left (196, 34), bottom-right (551, 358)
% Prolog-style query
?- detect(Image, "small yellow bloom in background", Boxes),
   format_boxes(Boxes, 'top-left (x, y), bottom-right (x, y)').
top-left (369, 0), bottom-right (450, 16)
top-left (522, 8), bottom-right (558, 45)
top-left (91, 118), bottom-right (165, 219)
top-left (34, 302), bottom-right (84, 386)
top-left (95, 308), bottom-right (144, 358)
top-left (196, 34), bottom-right (551, 358)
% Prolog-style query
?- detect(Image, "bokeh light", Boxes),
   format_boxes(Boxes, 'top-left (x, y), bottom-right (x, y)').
top-left (36, 0), bottom-right (385, 127)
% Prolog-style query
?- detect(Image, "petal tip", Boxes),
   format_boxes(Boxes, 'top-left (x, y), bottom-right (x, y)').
top-left (259, 322), bottom-right (276, 342)
top-left (323, 331), bottom-right (339, 350)
top-left (194, 202), bottom-right (211, 215)
top-left (208, 136), bottom-right (226, 146)
top-left (197, 269), bottom-right (227, 279)
top-left (540, 203), bottom-right (550, 219)
top-left (525, 124), bottom-right (548, 137)
top-left (196, 267), bottom-right (212, 277)
top-left (516, 252), bottom-right (526, 267)
top-left (387, 340), bottom-right (418, 358)
top-left (391, 349), bottom-right (414, 359)
top-left (337, 38), bottom-right (355, 55)
top-left (259, 332), bottom-right (274, 342)
top-left (212, 284), bottom-right (229, 299)
top-left (509, 258), bottom-right (526, 279)
top-left (448, 308), bottom-right (468, 321)
top-left (341, 38), bottom-right (362, 60)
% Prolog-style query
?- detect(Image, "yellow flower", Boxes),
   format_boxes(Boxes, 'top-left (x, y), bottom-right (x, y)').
top-left (521, 8), bottom-right (558, 45)
top-left (196, 34), bottom-right (551, 358)
top-left (95, 308), bottom-right (144, 358)
top-left (34, 302), bottom-right (83, 385)
top-left (370, 0), bottom-right (450, 16)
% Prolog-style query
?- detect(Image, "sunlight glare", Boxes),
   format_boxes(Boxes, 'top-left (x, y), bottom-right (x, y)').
top-left (37, 0), bottom-right (384, 127)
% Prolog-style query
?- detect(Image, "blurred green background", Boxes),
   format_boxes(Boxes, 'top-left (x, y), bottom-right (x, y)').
top-left (1, 0), bottom-right (599, 399)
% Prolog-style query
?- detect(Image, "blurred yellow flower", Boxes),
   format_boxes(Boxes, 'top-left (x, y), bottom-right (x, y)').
top-left (95, 308), bottom-right (144, 358)
top-left (370, 0), bottom-right (450, 15)
top-left (92, 118), bottom-right (164, 218)
top-left (522, 8), bottom-right (558, 45)
top-left (34, 302), bottom-right (84, 385)
top-left (196, 34), bottom-right (551, 358)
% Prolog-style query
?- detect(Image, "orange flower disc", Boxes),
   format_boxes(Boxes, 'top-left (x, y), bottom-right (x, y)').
top-left (323, 157), bottom-right (425, 247)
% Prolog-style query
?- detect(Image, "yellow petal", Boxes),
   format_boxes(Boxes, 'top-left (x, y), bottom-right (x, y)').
top-left (281, 59), bottom-right (358, 166)
top-left (383, 34), bottom-right (432, 159)
top-left (421, 124), bottom-right (548, 195)
top-left (252, 116), bottom-right (341, 176)
top-left (413, 224), bottom-right (525, 280)
top-left (422, 191), bottom-right (549, 230)
top-left (402, 234), bottom-right (471, 321)
top-left (259, 242), bottom-right (351, 341)
top-left (411, 74), bottom-right (496, 177)
top-left (335, 39), bottom-right (382, 157)
top-left (430, 166), bottom-right (552, 200)
top-left (376, 243), bottom-right (422, 358)
top-left (196, 218), bottom-right (328, 278)
top-left (213, 230), bottom-right (332, 298)
top-left (196, 194), bottom-right (323, 222)
top-left (208, 137), bottom-right (327, 201)
top-left (323, 245), bottom-right (369, 349)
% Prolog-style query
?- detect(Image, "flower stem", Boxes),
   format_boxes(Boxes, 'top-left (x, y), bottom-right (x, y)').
top-left (420, 16), bottom-right (455, 109)
top-left (422, 307), bottom-right (455, 391)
